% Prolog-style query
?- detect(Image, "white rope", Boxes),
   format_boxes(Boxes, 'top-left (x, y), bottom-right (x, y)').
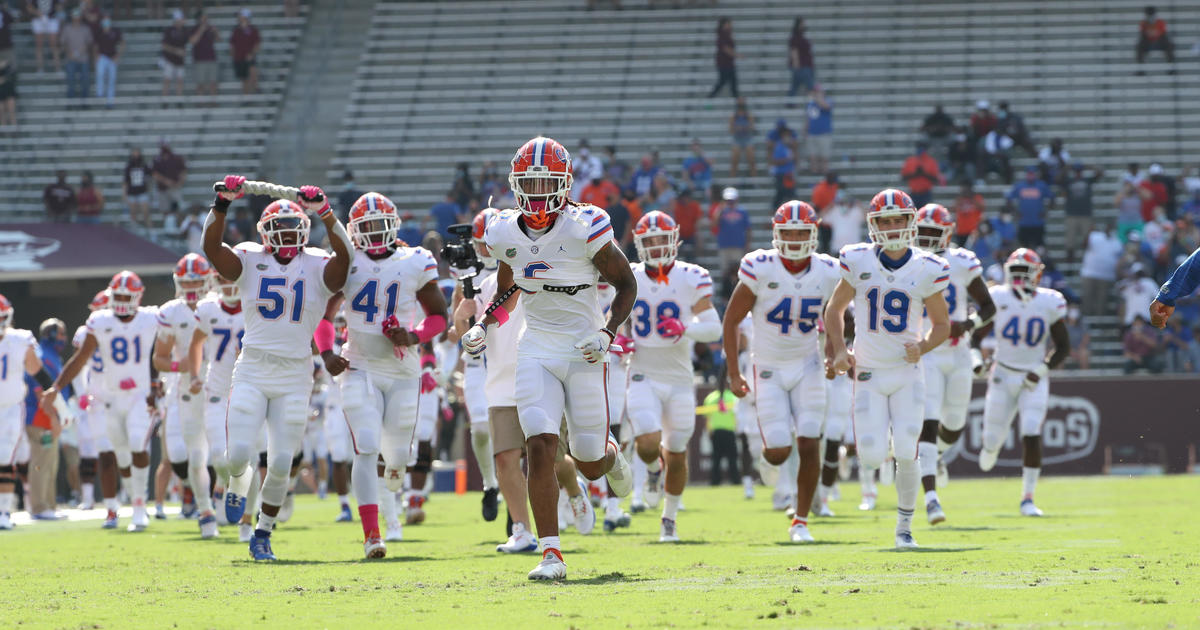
top-left (212, 179), bottom-right (301, 201)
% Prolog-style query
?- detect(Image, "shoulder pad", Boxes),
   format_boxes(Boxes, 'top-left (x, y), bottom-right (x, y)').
top-left (235, 242), bottom-right (264, 254)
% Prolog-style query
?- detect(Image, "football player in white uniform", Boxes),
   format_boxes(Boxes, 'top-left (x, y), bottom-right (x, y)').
top-left (973, 249), bottom-right (1069, 516)
top-left (315, 192), bottom-right (446, 559)
top-left (462, 136), bottom-right (636, 580)
top-left (72, 290), bottom-right (122, 526)
top-left (0, 295), bottom-right (59, 531)
top-left (624, 210), bottom-right (718, 542)
top-left (186, 273), bottom-right (245, 536)
top-left (44, 271), bottom-right (160, 532)
top-left (319, 312), bottom-right (354, 523)
top-left (824, 189), bottom-right (951, 549)
top-left (912, 204), bottom-right (996, 525)
top-left (153, 253), bottom-right (218, 537)
top-left (722, 201), bottom-right (841, 543)
top-left (203, 175), bottom-right (351, 561)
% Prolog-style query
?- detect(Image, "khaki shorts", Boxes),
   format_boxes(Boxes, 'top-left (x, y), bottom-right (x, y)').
top-left (488, 406), bottom-right (526, 456)
top-left (1064, 216), bottom-right (1091, 251)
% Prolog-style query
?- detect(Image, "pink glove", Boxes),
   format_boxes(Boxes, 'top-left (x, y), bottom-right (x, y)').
top-left (298, 185), bottom-right (331, 217)
top-left (118, 377), bottom-right (137, 391)
top-left (381, 314), bottom-right (404, 338)
top-left (220, 174), bottom-right (246, 199)
top-left (610, 334), bottom-right (635, 356)
top-left (79, 394), bottom-right (91, 411)
top-left (420, 369), bottom-right (437, 394)
top-left (718, 399), bottom-right (728, 413)
top-left (656, 317), bottom-right (686, 341)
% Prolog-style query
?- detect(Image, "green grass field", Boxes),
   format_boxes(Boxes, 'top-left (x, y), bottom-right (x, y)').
top-left (2, 475), bottom-right (1197, 629)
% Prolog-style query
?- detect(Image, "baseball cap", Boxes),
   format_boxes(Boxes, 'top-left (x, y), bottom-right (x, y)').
top-left (1148, 163), bottom-right (1164, 175)
top-left (171, 8), bottom-right (184, 20)
top-left (239, 8), bottom-right (252, 18)
top-left (722, 187), bottom-right (739, 201)
top-left (976, 99), bottom-right (989, 110)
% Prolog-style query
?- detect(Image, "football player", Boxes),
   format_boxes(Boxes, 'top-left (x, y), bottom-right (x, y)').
top-left (186, 272), bottom-right (245, 536)
top-left (71, 290), bottom-right (122, 525)
top-left (315, 191), bottom-right (446, 559)
top-left (1149, 245), bottom-right (1200, 328)
top-left (317, 314), bottom-right (354, 523)
top-left (973, 249), bottom-right (1069, 516)
top-left (625, 211), bottom-right (718, 542)
top-left (462, 136), bottom-right (636, 580)
top-left (154, 253), bottom-right (218, 537)
top-left (816, 309), bottom-right (854, 516)
top-left (732, 315), bottom-right (759, 499)
top-left (912, 204), bottom-right (996, 525)
top-left (43, 271), bottom-right (160, 532)
top-left (203, 175), bottom-right (352, 561)
top-left (824, 189), bottom-right (951, 549)
top-left (722, 201), bottom-right (841, 543)
top-left (0, 295), bottom-right (60, 530)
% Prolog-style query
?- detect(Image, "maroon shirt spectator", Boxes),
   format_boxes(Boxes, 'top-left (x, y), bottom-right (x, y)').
top-left (124, 151), bottom-right (149, 196)
top-left (192, 19), bottom-right (216, 62)
top-left (76, 172), bottom-right (103, 223)
top-left (1139, 175), bottom-right (1168, 221)
top-left (152, 142), bottom-right (187, 212)
top-left (161, 21), bottom-right (189, 66)
top-left (95, 24), bottom-right (122, 57)
top-left (44, 171), bottom-right (76, 223)
top-left (230, 10), bottom-right (261, 93)
top-left (970, 101), bottom-right (996, 139)
top-left (707, 17), bottom-right (739, 98)
top-left (787, 17), bottom-right (815, 96)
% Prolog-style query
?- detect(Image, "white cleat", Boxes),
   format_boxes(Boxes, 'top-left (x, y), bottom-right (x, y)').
top-left (789, 522), bottom-right (815, 543)
top-left (128, 503), bottom-right (149, 532)
top-left (199, 512), bottom-right (219, 539)
top-left (238, 523), bottom-right (253, 542)
top-left (837, 445), bottom-right (852, 481)
top-left (859, 493), bottom-right (877, 511)
top-left (385, 520), bottom-right (403, 542)
top-left (742, 475), bottom-right (755, 499)
top-left (659, 517), bottom-right (679, 543)
top-left (569, 493), bottom-right (595, 536)
top-left (528, 550), bottom-right (567, 581)
top-left (364, 535), bottom-right (387, 559)
top-left (605, 447), bottom-right (633, 498)
top-left (278, 493), bottom-right (295, 523)
top-left (383, 466), bottom-right (404, 492)
top-left (0, 513), bottom-right (12, 530)
top-left (557, 489), bottom-right (572, 530)
top-left (926, 499), bottom-right (946, 525)
top-left (213, 491), bottom-right (229, 525)
top-left (895, 531), bottom-right (919, 549)
top-left (814, 501), bottom-right (835, 518)
top-left (1020, 499), bottom-right (1044, 517)
top-left (771, 490), bottom-right (793, 512)
top-left (643, 466), bottom-right (664, 509)
top-left (936, 458), bottom-right (949, 488)
top-left (979, 448), bottom-right (1000, 472)
top-left (497, 522), bottom-right (538, 553)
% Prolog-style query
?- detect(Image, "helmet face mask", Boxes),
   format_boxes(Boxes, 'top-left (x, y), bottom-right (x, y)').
top-left (173, 253), bottom-right (213, 306)
top-left (0, 296), bottom-right (11, 330)
top-left (914, 225), bottom-right (950, 252)
top-left (510, 137), bottom-right (572, 230)
top-left (868, 212), bottom-right (916, 250)
top-left (773, 225), bottom-right (818, 260)
top-left (108, 271), bottom-right (144, 317)
top-left (633, 211), bottom-right (679, 268)
top-left (258, 201), bottom-right (310, 259)
top-left (349, 193), bottom-right (399, 255)
top-left (1004, 249), bottom-right (1044, 299)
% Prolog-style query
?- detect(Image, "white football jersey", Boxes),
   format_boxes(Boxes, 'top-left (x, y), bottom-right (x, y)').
top-left (71, 324), bottom-right (102, 399)
top-left (628, 261), bottom-right (712, 385)
top-left (474, 270), bottom-right (527, 408)
top-left (484, 205), bottom-right (614, 361)
top-left (839, 244), bottom-right (949, 369)
top-left (0, 328), bottom-right (36, 405)
top-left (459, 265), bottom-right (497, 366)
top-left (924, 247), bottom-right (983, 354)
top-left (341, 247), bottom-right (439, 379)
top-left (736, 315), bottom-right (754, 380)
top-left (989, 286), bottom-right (1066, 372)
top-left (193, 298), bottom-right (245, 394)
top-left (234, 243), bottom-right (336, 360)
top-left (156, 298), bottom-right (200, 366)
top-left (738, 249), bottom-right (840, 366)
top-left (86, 307), bottom-right (159, 392)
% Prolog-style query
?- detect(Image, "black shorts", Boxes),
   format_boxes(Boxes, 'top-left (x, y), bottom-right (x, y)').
top-left (233, 58), bottom-right (255, 80)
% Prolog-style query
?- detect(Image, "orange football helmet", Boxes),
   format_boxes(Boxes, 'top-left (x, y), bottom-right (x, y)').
top-left (772, 200), bottom-right (820, 260)
top-left (914, 203), bottom-right (954, 252)
top-left (867, 189), bottom-right (917, 250)
top-left (174, 253), bottom-right (213, 305)
top-left (88, 290), bottom-right (110, 312)
top-left (633, 211), bottom-right (679, 268)
top-left (108, 270), bottom-right (145, 316)
top-left (1004, 248), bottom-right (1044, 298)
top-left (0, 293), bottom-right (11, 329)
top-left (348, 192), bottom-right (399, 255)
top-left (258, 199), bottom-right (311, 259)
top-left (509, 136), bottom-right (572, 229)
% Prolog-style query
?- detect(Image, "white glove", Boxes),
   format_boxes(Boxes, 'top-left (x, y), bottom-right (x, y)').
top-left (573, 329), bottom-right (614, 364)
top-left (970, 348), bottom-right (985, 376)
top-left (1023, 363), bottom-right (1048, 391)
top-left (462, 324), bottom-right (487, 356)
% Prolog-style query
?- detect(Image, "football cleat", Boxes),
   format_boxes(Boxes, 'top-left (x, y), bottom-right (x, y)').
top-left (128, 503), bottom-right (149, 532)
top-left (249, 532), bottom-right (276, 561)
top-left (630, 498), bottom-right (647, 514)
top-left (224, 492), bottom-right (247, 524)
top-left (771, 490), bottom-right (793, 512)
top-left (212, 491), bottom-right (229, 525)
top-left (895, 531), bottom-right (919, 549)
top-left (926, 499), bottom-right (946, 525)
top-left (481, 487), bottom-right (499, 522)
top-left (336, 504), bottom-right (353, 522)
top-left (979, 448), bottom-right (1000, 472)
top-left (602, 511), bottom-right (631, 533)
top-left (180, 487), bottom-right (197, 519)
top-left (199, 512), bottom-right (219, 539)
top-left (936, 457), bottom-right (949, 488)
top-left (659, 517), bottom-right (680, 543)
top-left (605, 447), bottom-right (633, 498)
top-left (153, 505), bottom-right (167, 520)
top-left (1020, 499), bottom-right (1044, 517)
top-left (383, 466), bottom-right (404, 493)
top-left (814, 500), bottom-right (835, 518)
top-left (405, 495), bottom-right (426, 525)
top-left (643, 465), bottom-right (664, 509)
top-left (859, 493), bottom-right (877, 511)
top-left (364, 535), bottom-right (386, 559)
top-left (742, 476), bottom-right (755, 499)
top-left (527, 550), bottom-right (567, 581)
top-left (0, 512), bottom-right (12, 530)
top-left (238, 523), bottom-right (253, 543)
top-left (278, 492), bottom-right (295, 523)
top-left (569, 486), bottom-right (595, 535)
top-left (789, 521), bottom-right (815, 543)
top-left (102, 510), bottom-right (119, 529)
top-left (837, 445), bottom-right (852, 481)
top-left (385, 520), bottom-right (403, 542)
top-left (497, 522), bottom-right (538, 554)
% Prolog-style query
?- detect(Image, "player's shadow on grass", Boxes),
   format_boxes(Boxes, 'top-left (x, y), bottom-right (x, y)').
top-left (558, 572), bottom-right (651, 585)
top-left (876, 546), bottom-right (984, 553)
top-left (762, 540), bottom-right (862, 546)
top-left (932, 526), bottom-right (1004, 532)
top-left (655, 540), bottom-right (708, 546)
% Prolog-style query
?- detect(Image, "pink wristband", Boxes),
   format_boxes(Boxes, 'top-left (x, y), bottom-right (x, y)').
top-left (170, 361), bottom-right (179, 373)
top-left (314, 318), bottom-right (336, 353)
top-left (492, 305), bottom-right (510, 326)
top-left (412, 314), bottom-right (447, 344)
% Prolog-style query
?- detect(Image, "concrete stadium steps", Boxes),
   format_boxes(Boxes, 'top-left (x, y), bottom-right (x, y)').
top-left (0, 3), bottom-right (309, 239)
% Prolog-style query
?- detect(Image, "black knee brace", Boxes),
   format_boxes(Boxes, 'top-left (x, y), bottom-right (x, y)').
top-left (0, 464), bottom-right (16, 485)
top-left (258, 452), bottom-right (268, 469)
top-left (79, 458), bottom-right (98, 480)
top-left (170, 461), bottom-right (189, 480)
top-left (291, 451), bottom-right (304, 470)
top-left (409, 441), bottom-right (432, 474)
top-left (919, 420), bottom-right (940, 443)
top-left (15, 462), bottom-right (28, 479)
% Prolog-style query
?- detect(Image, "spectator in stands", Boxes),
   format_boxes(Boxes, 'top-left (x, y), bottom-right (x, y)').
top-left (1062, 163), bottom-right (1103, 262)
top-left (1161, 317), bottom-right (1193, 372)
top-left (28, 0), bottom-right (62, 73)
top-left (0, 56), bottom-right (14, 128)
top-left (1064, 306), bottom-right (1090, 370)
top-left (0, 3), bottom-right (15, 67)
top-left (978, 128), bottom-right (1015, 185)
top-left (989, 210), bottom-right (1017, 249)
top-left (1140, 163), bottom-right (1170, 222)
top-left (1037, 138), bottom-right (1071, 188)
top-left (428, 191), bottom-right (464, 240)
top-left (603, 146), bottom-right (631, 187)
top-left (1120, 263), bottom-right (1159, 327)
top-left (765, 118), bottom-right (796, 170)
top-left (728, 97), bottom-right (757, 179)
top-left (1123, 316), bottom-right (1164, 374)
top-left (646, 171), bottom-right (676, 213)
top-left (606, 188), bottom-right (632, 252)
top-left (93, 15), bottom-right (123, 108)
top-left (968, 100), bottom-right (996, 144)
top-left (123, 147), bottom-right (151, 230)
top-left (1148, 163), bottom-right (1177, 219)
top-left (682, 139), bottom-right (713, 195)
top-left (966, 220), bottom-right (1000, 269)
top-left (43, 170), bottom-right (75, 223)
top-left (450, 162), bottom-right (475, 208)
top-left (570, 140), bottom-right (604, 201)
top-left (920, 104), bottom-right (955, 162)
top-left (787, 17), bottom-right (815, 101)
top-left (804, 85), bottom-right (833, 175)
top-left (334, 170), bottom-right (361, 223)
top-left (1135, 6), bottom-right (1175, 71)
top-left (396, 211), bottom-right (422, 247)
top-left (159, 9), bottom-right (188, 98)
top-left (951, 182), bottom-right (984, 246)
top-left (76, 171), bottom-right (103, 224)
top-left (946, 131), bottom-right (974, 185)
top-left (995, 101), bottom-right (1036, 157)
top-left (60, 9), bottom-right (92, 106)
top-left (900, 141), bottom-right (943, 208)
top-left (630, 154), bottom-right (660, 199)
top-left (1115, 179), bottom-right (1147, 241)
top-left (1039, 256), bottom-right (1079, 304)
top-left (826, 191), bottom-right (864, 253)
top-left (179, 202), bottom-right (204, 253)
top-left (230, 9), bottom-right (260, 95)
top-left (1006, 166), bottom-right (1054, 248)
top-left (771, 126), bottom-right (797, 208)
top-left (811, 171), bottom-right (838, 212)
top-left (613, 187), bottom-right (641, 256)
top-left (671, 188), bottom-right (703, 261)
top-left (707, 17), bottom-right (740, 98)
top-left (189, 10), bottom-right (218, 98)
top-left (713, 186), bottom-right (749, 280)
top-left (151, 139), bottom-right (186, 213)
top-left (579, 173), bottom-right (618, 210)
top-left (79, 0), bottom-right (100, 31)
top-left (1181, 188), bottom-right (1200, 227)
top-left (477, 161), bottom-right (505, 206)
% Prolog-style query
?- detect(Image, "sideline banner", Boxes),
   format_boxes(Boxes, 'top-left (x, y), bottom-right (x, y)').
top-left (0, 223), bottom-right (177, 281)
